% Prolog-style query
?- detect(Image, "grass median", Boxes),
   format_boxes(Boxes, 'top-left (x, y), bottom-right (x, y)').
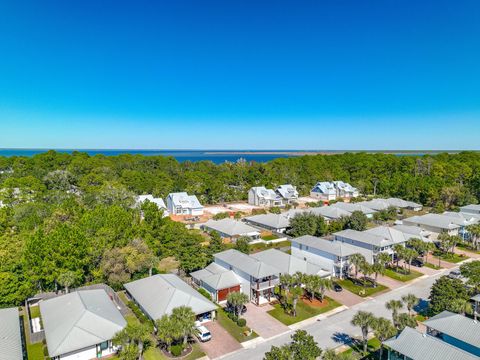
top-left (336, 278), bottom-right (389, 297)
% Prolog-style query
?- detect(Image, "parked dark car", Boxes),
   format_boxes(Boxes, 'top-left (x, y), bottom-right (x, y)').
top-left (226, 303), bottom-right (247, 315)
top-left (333, 283), bottom-right (343, 292)
top-left (411, 258), bottom-right (424, 267)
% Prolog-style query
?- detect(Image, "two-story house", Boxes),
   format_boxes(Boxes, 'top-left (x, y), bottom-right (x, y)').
top-left (275, 184), bottom-right (299, 204)
top-left (248, 186), bottom-right (284, 207)
top-left (166, 192), bottom-right (204, 216)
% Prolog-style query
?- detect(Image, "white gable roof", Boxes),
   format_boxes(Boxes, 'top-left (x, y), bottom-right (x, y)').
top-left (168, 192), bottom-right (203, 209)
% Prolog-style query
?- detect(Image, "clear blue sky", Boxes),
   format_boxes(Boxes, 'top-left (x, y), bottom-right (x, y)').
top-left (0, 0), bottom-right (479, 150)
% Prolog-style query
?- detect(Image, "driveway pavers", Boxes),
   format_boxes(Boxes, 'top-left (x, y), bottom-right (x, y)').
top-left (199, 321), bottom-right (241, 359)
top-left (242, 303), bottom-right (289, 339)
top-left (326, 288), bottom-right (364, 307)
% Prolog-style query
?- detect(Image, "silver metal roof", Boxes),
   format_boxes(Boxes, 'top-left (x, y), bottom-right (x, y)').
top-left (330, 202), bottom-right (377, 215)
top-left (214, 249), bottom-right (280, 279)
top-left (292, 235), bottom-right (373, 262)
top-left (0, 308), bottom-right (22, 360)
top-left (334, 228), bottom-right (398, 248)
top-left (40, 289), bottom-right (127, 357)
top-left (203, 218), bottom-right (259, 237)
top-left (250, 249), bottom-right (330, 277)
top-left (308, 206), bottom-right (352, 220)
top-left (167, 192), bottom-right (203, 209)
top-left (423, 311), bottom-right (480, 349)
top-left (124, 274), bottom-right (216, 320)
top-left (244, 213), bottom-right (290, 229)
top-left (383, 327), bottom-right (478, 360)
top-left (403, 214), bottom-right (462, 230)
top-left (275, 184), bottom-right (298, 200)
top-left (190, 263), bottom-right (241, 291)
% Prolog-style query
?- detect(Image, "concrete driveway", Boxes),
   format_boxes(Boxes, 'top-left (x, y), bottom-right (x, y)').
top-left (199, 321), bottom-right (241, 359)
top-left (326, 288), bottom-right (364, 307)
top-left (242, 303), bottom-right (289, 339)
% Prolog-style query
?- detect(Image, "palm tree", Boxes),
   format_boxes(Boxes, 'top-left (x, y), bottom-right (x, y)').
top-left (401, 293), bottom-right (419, 316)
top-left (349, 253), bottom-right (366, 280)
top-left (227, 291), bottom-right (249, 317)
top-left (359, 262), bottom-right (373, 287)
top-left (467, 224), bottom-right (480, 250)
top-left (171, 306), bottom-right (196, 345)
top-left (156, 315), bottom-right (177, 352)
top-left (113, 322), bottom-right (151, 359)
top-left (385, 299), bottom-right (404, 325)
top-left (371, 317), bottom-right (397, 360)
top-left (371, 261), bottom-right (385, 288)
top-left (317, 278), bottom-right (333, 302)
top-left (393, 244), bottom-right (404, 269)
top-left (289, 286), bottom-right (304, 317)
top-left (376, 252), bottom-right (392, 268)
top-left (403, 248), bottom-right (418, 273)
top-left (450, 298), bottom-right (473, 316)
top-left (351, 311), bottom-right (375, 355)
top-left (303, 274), bottom-right (316, 301)
top-left (395, 313), bottom-right (417, 331)
top-left (57, 270), bottom-right (76, 293)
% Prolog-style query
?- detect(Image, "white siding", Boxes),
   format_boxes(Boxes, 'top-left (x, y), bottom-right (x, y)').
top-left (291, 242), bottom-right (336, 274)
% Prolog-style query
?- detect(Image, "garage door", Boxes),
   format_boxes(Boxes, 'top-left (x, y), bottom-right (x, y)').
top-left (218, 285), bottom-right (241, 302)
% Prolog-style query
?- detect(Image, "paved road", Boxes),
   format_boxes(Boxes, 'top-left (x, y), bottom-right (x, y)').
top-left (221, 270), bottom-right (447, 360)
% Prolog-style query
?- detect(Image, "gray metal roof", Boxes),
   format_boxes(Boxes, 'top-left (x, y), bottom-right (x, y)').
top-left (124, 274), bottom-right (216, 320)
top-left (383, 327), bottom-right (478, 360)
top-left (461, 204), bottom-right (480, 213)
top-left (136, 194), bottom-right (167, 210)
top-left (250, 186), bottom-right (282, 201)
top-left (334, 228), bottom-right (400, 248)
top-left (276, 184), bottom-right (298, 200)
top-left (330, 202), bottom-right (376, 215)
top-left (40, 289), bottom-right (127, 357)
top-left (244, 213), bottom-right (290, 229)
top-left (190, 263), bottom-right (241, 291)
top-left (0, 308), bottom-right (22, 360)
top-left (358, 199), bottom-right (391, 211)
top-left (392, 224), bottom-right (433, 242)
top-left (250, 249), bottom-right (330, 277)
top-left (385, 197), bottom-right (423, 209)
top-left (292, 235), bottom-right (373, 262)
top-left (214, 249), bottom-right (280, 279)
top-left (308, 206), bottom-right (352, 220)
top-left (365, 226), bottom-right (413, 245)
top-left (167, 192), bottom-right (203, 209)
top-left (403, 214), bottom-right (462, 230)
top-left (203, 218), bottom-right (259, 237)
top-left (471, 294), bottom-right (480, 302)
top-left (311, 182), bottom-right (336, 195)
top-left (423, 311), bottom-right (480, 349)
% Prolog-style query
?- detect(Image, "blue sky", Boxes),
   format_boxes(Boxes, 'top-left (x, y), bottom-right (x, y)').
top-left (0, 0), bottom-right (479, 150)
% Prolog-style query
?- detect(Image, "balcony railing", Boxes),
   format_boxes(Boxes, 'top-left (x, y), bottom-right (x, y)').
top-left (251, 278), bottom-right (279, 290)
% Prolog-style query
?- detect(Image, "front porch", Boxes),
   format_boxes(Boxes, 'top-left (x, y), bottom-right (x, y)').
top-left (250, 277), bottom-right (279, 306)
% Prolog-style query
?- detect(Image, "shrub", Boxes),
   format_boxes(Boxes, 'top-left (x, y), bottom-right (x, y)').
top-left (43, 345), bottom-right (49, 357)
top-left (127, 300), bottom-right (151, 324)
top-left (227, 311), bottom-right (238, 322)
top-left (170, 344), bottom-right (183, 357)
top-left (197, 288), bottom-right (212, 300)
top-left (237, 318), bottom-right (246, 327)
top-left (213, 212), bottom-right (230, 220)
top-left (251, 208), bottom-right (267, 215)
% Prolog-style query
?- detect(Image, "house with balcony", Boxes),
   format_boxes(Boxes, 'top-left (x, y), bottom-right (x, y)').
top-left (190, 263), bottom-right (241, 303)
top-left (333, 226), bottom-right (411, 260)
top-left (291, 235), bottom-right (372, 278)
top-left (40, 289), bottom-right (127, 360)
top-left (310, 182), bottom-right (337, 201)
top-left (275, 184), bottom-right (299, 204)
top-left (248, 186), bottom-right (284, 207)
top-left (383, 326), bottom-right (478, 360)
top-left (205, 249), bottom-right (329, 305)
top-left (124, 274), bottom-right (217, 323)
top-left (0, 308), bottom-right (23, 360)
top-left (166, 192), bottom-right (204, 216)
top-left (333, 181), bottom-right (359, 198)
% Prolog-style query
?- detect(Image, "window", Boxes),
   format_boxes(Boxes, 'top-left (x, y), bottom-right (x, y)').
top-left (299, 244), bottom-right (303, 250)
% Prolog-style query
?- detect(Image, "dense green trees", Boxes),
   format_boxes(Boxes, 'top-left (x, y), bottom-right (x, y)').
top-left (264, 330), bottom-right (322, 360)
top-left (0, 150), bottom-right (479, 307)
top-left (429, 276), bottom-right (469, 314)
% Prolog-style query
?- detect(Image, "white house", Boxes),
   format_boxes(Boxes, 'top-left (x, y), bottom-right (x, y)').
top-left (40, 290), bottom-right (126, 360)
top-left (124, 274), bottom-right (217, 323)
top-left (275, 184), bottom-right (299, 204)
top-left (333, 181), bottom-right (359, 198)
top-left (248, 186), bottom-right (284, 207)
top-left (201, 218), bottom-right (260, 241)
top-left (135, 194), bottom-right (169, 215)
top-left (166, 192), bottom-right (204, 216)
top-left (291, 235), bottom-right (372, 279)
top-left (402, 214), bottom-right (463, 239)
top-left (310, 182), bottom-right (337, 201)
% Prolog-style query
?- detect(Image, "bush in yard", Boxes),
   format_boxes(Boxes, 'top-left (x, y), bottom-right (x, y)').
top-left (197, 288), bottom-right (212, 300)
top-left (43, 345), bottom-right (49, 357)
top-left (170, 344), bottom-right (183, 357)
top-left (237, 318), bottom-right (246, 327)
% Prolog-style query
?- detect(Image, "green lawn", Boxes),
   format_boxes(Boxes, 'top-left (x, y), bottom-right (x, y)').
top-left (267, 297), bottom-right (341, 325)
top-left (384, 267), bottom-right (423, 282)
top-left (342, 337), bottom-right (382, 359)
top-left (27, 342), bottom-right (45, 360)
top-left (457, 244), bottom-right (480, 254)
top-left (433, 252), bottom-right (468, 263)
top-left (216, 308), bottom-right (258, 343)
top-left (29, 305), bottom-right (41, 319)
top-left (249, 240), bottom-right (291, 253)
top-left (424, 262), bottom-right (442, 270)
top-left (337, 279), bottom-right (389, 297)
top-left (144, 343), bottom-right (205, 360)
top-left (261, 234), bottom-right (279, 241)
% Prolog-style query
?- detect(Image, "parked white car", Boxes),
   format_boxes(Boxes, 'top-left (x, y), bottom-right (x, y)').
top-left (195, 324), bottom-right (212, 342)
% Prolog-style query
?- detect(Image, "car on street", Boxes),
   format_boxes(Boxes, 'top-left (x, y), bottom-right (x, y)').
top-left (333, 283), bottom-right (343, 292)
top-left (448, 269), bottom-right (462, 279)
top-left (195, 324), bottom-right (212, 342)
